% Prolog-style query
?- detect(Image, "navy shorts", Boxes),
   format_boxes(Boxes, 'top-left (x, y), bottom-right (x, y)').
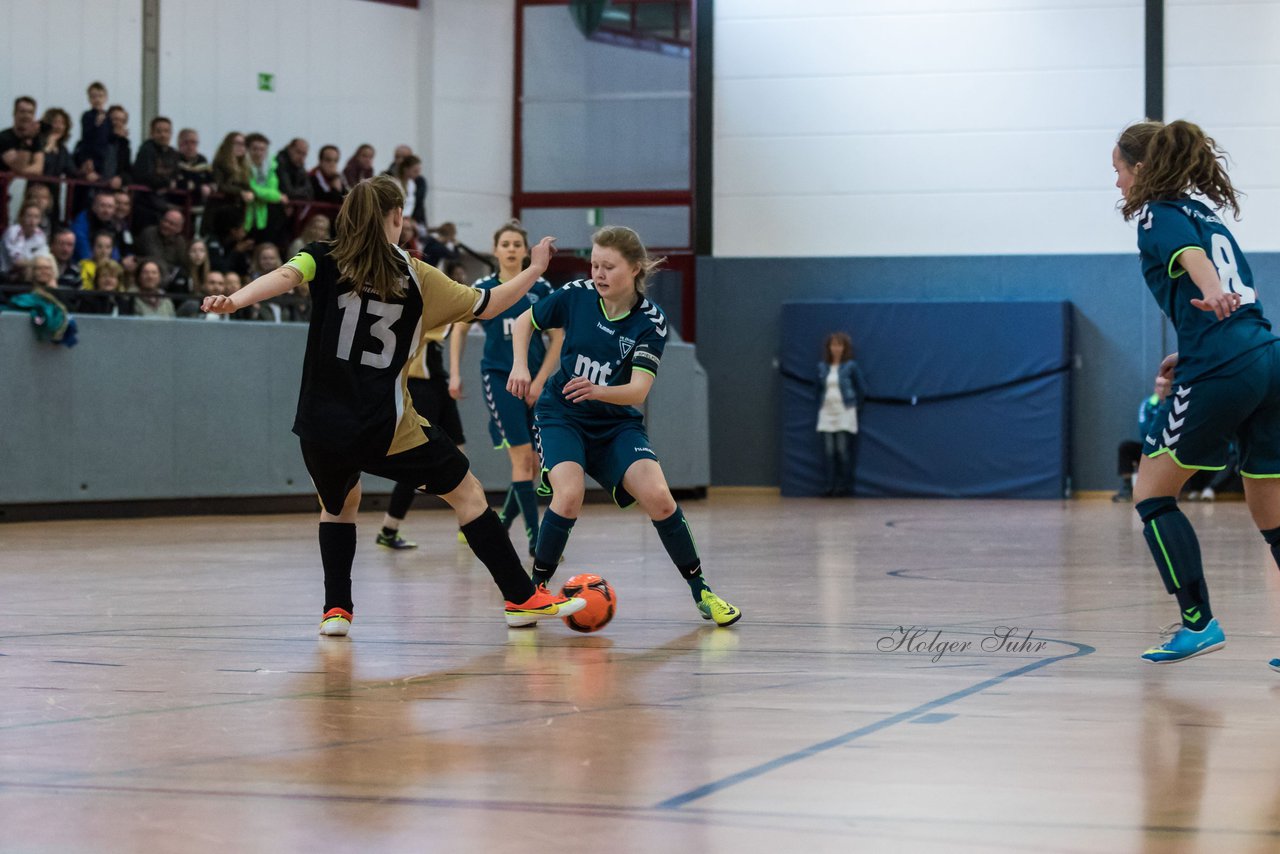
top-left (482, 370), bottom-right (536, 449)
top-left (1144, 342), bottom-right (1280, 476)
top-left (533, 409), bottom-right (659, 508)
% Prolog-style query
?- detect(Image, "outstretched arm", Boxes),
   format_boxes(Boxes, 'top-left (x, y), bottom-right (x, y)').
top-left (203, 266), bottom-right (301, 314)
top-left (475, 237), bottom-right (556, 319)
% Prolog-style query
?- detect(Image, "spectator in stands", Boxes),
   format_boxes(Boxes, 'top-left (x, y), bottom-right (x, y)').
top-left (248, 241), bottom-right (282, 282)
top-left (207, 131), bottom-right (253, 239)
top-left (0, 96), bottom-right (46, 177)
top-left (111, 191), bottom-right (138, 274)
top-left (392, 154), bottom-right (427, 234)
top-left (39, 107), bottom-right (75, 181)
top-left (49, 228), bottom-right (81, 289)
top-left (175, 128), bottom-right (212, 200)
top-left (28, 253), bottom-right (59, 296)
top-left (422, 221), bottom-right (460, 269)
top-left (23, 182), bottom-right (55, 234)
top-left (79, 231), bottom-right (116, 289)
top-left (245, 132), bottom-right (286, 245)
top-left (384, 144), bottom-right (412, 176)
top-left (76, 259), bottom-right (132, 316)
top-left (206, 222), bottom-right (252, 277)
top-left (133, 116), bottom-right (180, 228)
top-left (286, 214), bottom-right (330, 259)
top-left (131, 258), bottom-right (174, 319)
top-left (397, 216), bottom-right (420, 258)
top-left (178, 269), bottom-right (227, 319)
top-left (171, 238), bottom-right (210, 295)
top-left (276, 137), bottom-right (313, 202)
top-left (343, 143), bottom-right (375, 187)
top-left (137, 208), bottom-right (189, 283)
top-left (2, 202), bottom-right (49, 282)
top-left (71, 191), bottom-right (118, 262)
top-left (310, 144), bottom-right (348, 203)
top-left (106, 105), bottom-right (133, 187)
top-left (74, 82), bottom-right (111, 184)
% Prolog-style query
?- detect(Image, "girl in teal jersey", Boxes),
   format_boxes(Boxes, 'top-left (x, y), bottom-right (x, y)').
top-left (1114, 120), bottom-right (1280, 670)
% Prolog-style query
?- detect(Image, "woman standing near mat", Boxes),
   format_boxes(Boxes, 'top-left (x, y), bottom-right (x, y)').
top-left (507, 225), bottom-right (742, 627)
top-left (449, 221), bottom-right (563, 556)
top-left (202, 175), bottom-right (583, 634)
top-left (1114, 119), bottom-right (1280, 670)
top-left (815, 331), bottom-right (867, 497)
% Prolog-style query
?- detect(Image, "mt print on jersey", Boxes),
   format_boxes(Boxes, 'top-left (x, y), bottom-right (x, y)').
top-left (531, 280), bottom-right (668, 425)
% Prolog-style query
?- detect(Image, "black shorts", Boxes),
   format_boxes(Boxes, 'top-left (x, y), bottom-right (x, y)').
top-left (408, 377), bottom-right (466, 446)
top-left (300, 424), bottom-right (471, 515)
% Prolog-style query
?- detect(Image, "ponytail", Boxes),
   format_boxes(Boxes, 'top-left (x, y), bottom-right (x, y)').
top-left (1120, 119), bottom-right (1242, 221)
top-left (330, 175), bottom-right (407, 301)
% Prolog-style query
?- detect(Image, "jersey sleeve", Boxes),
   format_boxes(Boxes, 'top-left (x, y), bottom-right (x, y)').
top-left (530, 284), bottom-right (571, 331)
top-left (285, 241), bottom-right (326, 294)
top-left (1138, 204), bottom-right (1204, 280)
top-left (631, 303), bottom-right (669, 378)
top-left (411, 258), bottom-right (489, 327)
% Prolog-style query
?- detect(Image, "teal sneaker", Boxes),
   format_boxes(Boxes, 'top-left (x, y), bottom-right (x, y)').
top-left (1269, 658), bottom-right (1279, 673)
top-left (1141, 619), bottom-right (1225, 664)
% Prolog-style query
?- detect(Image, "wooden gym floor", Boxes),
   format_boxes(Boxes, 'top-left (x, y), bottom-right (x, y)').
top-left (3, 493), bottom-right (1280, 853)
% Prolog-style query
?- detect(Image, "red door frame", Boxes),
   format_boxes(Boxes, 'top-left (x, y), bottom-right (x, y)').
top-left (513, 0), bottom-right (698, 341)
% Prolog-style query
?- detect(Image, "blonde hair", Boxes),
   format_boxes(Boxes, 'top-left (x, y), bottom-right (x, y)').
top-left (1118, 119), bottom-right (1242, 221)
top-left (592, 225), bottom-right (663, 294)
top-left (330, 175), bottom-right (407, 301)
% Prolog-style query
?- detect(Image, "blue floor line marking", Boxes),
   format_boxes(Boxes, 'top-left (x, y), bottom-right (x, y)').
top-left (654, 639), bottom-right (1095, 810)
top-left (910, 713), bottom-right (957, 724)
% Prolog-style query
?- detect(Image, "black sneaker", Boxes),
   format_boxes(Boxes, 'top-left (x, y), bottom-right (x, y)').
top-left (376, 531), bottom-right (418, 550)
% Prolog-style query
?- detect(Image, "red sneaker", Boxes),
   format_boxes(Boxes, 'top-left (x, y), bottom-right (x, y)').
top-left (319, 607), bottom-right (353, 636)
top-left (504, 586), bottom-right (586, 628)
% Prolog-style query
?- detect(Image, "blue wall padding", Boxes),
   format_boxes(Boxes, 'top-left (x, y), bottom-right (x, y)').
top-left (781, 301), bottom-right (1071, 499)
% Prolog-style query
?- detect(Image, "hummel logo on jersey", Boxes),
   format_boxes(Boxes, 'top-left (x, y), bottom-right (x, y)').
top-left (619, 336), bottom-right (635, 359)
top-left (596, 322), bottom-right (616, 336)
top-left (574, 354), bottom-right (613, 384)
top-left (634, 446), bottom-right (652, 454)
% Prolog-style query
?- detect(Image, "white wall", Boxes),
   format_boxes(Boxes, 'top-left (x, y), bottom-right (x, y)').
top-left (158, 0), bottom-right (421, 178)
top-left (713, 0), bottom-right (1146, 258)
top-left (1, 0), bottom-right (144, 141)
top-left (425, 0), bottom-right (515, 249)
top-left (1166, 0), bottom-right (1280, 253)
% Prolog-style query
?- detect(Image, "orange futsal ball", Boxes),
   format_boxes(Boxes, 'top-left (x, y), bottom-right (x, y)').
top-left (559, 574), bottom-right (617, 633)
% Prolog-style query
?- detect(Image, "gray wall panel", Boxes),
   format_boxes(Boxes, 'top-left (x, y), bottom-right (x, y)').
top-left (1, 315), bottom-right (710, 504)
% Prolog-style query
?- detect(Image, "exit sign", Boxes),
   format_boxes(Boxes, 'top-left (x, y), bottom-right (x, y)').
top-left (257, 73), bottom-right (274, 92)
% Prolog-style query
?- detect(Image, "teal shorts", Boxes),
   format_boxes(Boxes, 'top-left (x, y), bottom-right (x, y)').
top-left (1144, 342), bottom-right (1280, 477)
top-left (533, 409), bottom-right (658, 508)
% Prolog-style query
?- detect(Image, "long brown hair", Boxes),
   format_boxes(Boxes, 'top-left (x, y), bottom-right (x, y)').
top-left (212, 131), bottom-right (249, 185)
top-left (330, 175), bottom-right (407, 300)
top-left (823, 332), bottom-right (853, 364)
top-left (592, 225), bottom-right (664, 295)
top-left (1119, 119), bottom-right (1242, 221)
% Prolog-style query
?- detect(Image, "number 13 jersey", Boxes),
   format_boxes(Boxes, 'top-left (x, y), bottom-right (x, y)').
top-left (286, 241), bottom-right (490, 454)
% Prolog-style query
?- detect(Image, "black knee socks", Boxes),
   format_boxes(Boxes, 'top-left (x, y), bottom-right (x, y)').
top-left (1136, 497), bottom-right (1212, 631)
top-left (461, 508), bottom-right (536, 604)
top-left (319, 522), bottom-right (357, 613)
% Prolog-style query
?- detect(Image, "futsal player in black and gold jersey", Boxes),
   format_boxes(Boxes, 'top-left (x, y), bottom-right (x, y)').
top-left (202, 176), bottom-right (585, 635)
